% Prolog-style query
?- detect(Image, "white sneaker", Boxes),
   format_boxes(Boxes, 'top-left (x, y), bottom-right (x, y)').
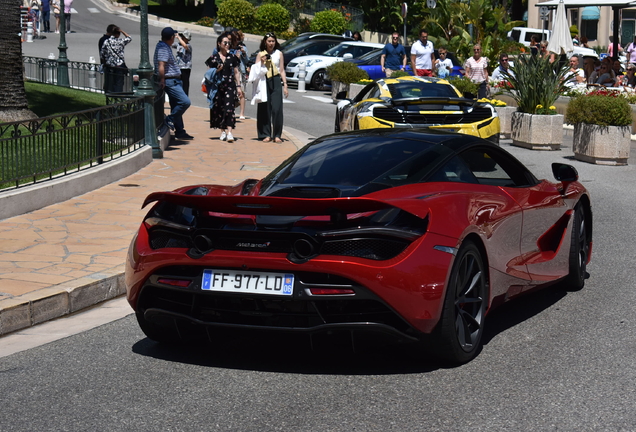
top-left (226, 132), bottom-right (234, 143)
top-left (220, 131), bottom-right (227, 141)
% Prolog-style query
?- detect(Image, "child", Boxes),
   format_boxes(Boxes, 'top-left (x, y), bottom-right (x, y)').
top-left (435, 48), bottom-right (453, 78)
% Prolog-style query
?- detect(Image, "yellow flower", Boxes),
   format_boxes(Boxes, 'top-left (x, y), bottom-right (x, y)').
top-left (536, 104), bottom-right (543, 109)
top-left (549, 106), bottom-right (556, 110)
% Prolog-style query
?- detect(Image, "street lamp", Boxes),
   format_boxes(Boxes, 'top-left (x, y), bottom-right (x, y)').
top-left (135, 0), bottom-right (161, 158)
top-left (57, 0), bottom-right (69, 87)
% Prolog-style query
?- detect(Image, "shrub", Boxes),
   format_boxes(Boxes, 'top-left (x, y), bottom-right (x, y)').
top-left (310, 10), bottom-right (346, 35)
top-left (278, 30), bottom-right (297, 41)
top-left (254, 3), bottom-right (290, 35)
top-left (326, 61), bottom-right (369, 84)
top-left (503, 54), bottom-right (569, 114)
top-left (448, 76), bottom-right (478, 98)
top-left (566, 91), bottom-right (632, 126)
top-left (217, 0), bottom-right (255, 32)
top-left (390, 70), bottom-right (410, 78)
top-left (197, 17), bottom-right (215, 28)
top-left (294, 17), bottom-right (312, 35)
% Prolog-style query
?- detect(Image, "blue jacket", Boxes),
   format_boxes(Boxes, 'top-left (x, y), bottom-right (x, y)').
top-left (204, 67), bottom-right (221, 108)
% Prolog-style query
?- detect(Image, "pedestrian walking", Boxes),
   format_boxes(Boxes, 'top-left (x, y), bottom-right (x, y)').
top-left (174, 30), bottom-right (193, 96)
top-left (254, 32), bottom-right (288, 143)
top-left (464, 44), bottom-right (489, 98)
top-left (40, 0), bottom-right (50, 33)
top-left (101, 26), bottom-right (131, 93)
top-left (154, 27), bottom-right (193, 140)
top-left (63, 0), bottom-right (72, 33)
top-left (52, 0), bottom-right (60, 33)
top-left (380, 32), bottom-right (407, 77)
top-left (206, 32), bottom-right (243, 143)
top-left (626, 36), bottom-right (636, 64)
top-left (230, 29), bottom-right (248, 119)
top-left (410, 29), bottom-right (435, 77)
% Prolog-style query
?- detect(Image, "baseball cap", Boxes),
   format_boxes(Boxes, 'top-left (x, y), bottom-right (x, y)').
top-left (161, 27), bottom-right (178, 39)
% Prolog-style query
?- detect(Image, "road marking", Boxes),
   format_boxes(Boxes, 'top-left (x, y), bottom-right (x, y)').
top-left (87, 7), bottom-right (100, 13)
top-left (303, 95), bottom-right (333, 103)
top-left (283, 99), bottom-right (295, 104)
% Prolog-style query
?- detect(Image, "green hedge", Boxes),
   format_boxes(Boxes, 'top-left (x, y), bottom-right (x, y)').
top-left (217, 0), bottom-right (255, 32)
top-left (566, 94), bottom-right (632, 127)
top-left (326, 61), bottom-right (369, 85)
top-left (310, 10), bottom-right (346, 35)
top-left (254, 3), bottom-right (290, 35)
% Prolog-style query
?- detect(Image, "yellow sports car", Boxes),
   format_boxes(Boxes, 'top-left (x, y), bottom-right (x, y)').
top-left (334, 76), bottom-right (500, 144)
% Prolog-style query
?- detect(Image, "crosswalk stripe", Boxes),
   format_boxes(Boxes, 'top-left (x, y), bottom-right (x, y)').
top-left (87, 8), bottom-right (100, 13)
top-left (302, 96), bottom-right (333, 103)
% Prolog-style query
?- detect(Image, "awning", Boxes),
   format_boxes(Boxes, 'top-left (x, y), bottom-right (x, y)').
top-left (581, 6), bottom-right (600, 19)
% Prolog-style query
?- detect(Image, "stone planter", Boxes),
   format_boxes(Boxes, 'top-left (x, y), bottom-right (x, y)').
top-left (331, 81), bottom-right (349, 104)
top-left (572, 123), bottom-right (630, 165)
top-left (495, 106), bottom-right (517, 138)
top-left (348, 83), bottom-right (365, 100)
top-left (511, 112), bottom-right (564, 150)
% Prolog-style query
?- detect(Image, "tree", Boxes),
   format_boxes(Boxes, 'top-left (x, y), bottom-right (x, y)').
top-left (0, 0), bottom-right (36, 122)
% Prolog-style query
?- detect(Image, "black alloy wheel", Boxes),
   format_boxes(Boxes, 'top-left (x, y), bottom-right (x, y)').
top-left (433, 240), bottom-right (488, 364)
top-left (565, 204), bottom-right (589, 290)
top-left (311, 69), bottom-right (328, 90)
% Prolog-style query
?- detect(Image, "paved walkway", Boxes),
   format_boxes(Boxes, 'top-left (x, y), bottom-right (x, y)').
top-left (0, 106), bottom-right (305, 335)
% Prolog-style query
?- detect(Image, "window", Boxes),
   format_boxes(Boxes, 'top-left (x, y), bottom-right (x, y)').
top-left (580, 19), bottom-right (598, 42)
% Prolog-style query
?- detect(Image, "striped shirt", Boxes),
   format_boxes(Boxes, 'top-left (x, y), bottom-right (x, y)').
top-left (154, 41), bottom-right (181, 77)
top-left (464, 56), bottom-right (489, 83)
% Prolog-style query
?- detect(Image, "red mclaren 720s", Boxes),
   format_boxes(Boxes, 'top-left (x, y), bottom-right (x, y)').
top-left (125, 128), bottom-right (592, 364)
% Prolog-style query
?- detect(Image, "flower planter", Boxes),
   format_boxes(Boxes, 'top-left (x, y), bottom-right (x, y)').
top-left (331, 81), bottom-right (349, 104)
top-left (511, 112), bottom-right (564, 150)
top-left (348, 83), bottom-right (365, 100)
top-left (495, 106), bottom-right (517, 138)
top-left (572, 123), bottom-right (630, 166)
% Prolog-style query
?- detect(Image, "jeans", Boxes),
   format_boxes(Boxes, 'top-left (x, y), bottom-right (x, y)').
top-left (41, 10), bottom-right (50, 32)
top-left (164, 78), bottom-right (191, 134)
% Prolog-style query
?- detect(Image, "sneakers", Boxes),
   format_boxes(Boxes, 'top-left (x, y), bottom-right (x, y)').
top-left (165, 116), bottom-right (175, 131)
top-left (175, 132), bottom-right (194, 140)
top-left (220, 131), bottom-right (227, 141)
top-left (239, 116), bottom-right (245, 120)
top-left (226, 132), bottom-right (235, 143)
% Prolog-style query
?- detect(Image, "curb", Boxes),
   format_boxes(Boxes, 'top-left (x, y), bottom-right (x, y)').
top-left (0, 267), bottom-right (125, 335)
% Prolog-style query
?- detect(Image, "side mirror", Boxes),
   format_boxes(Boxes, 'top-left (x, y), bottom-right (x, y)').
top-left (343, 53), bottom-right (353, 59)
top-left (552, 163), bottom-right (578, 182)
top-left (335, 90), bottom-right (348, 100)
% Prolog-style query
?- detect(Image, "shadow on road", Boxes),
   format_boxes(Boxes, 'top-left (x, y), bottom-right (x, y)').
top-left (131, 283), bottom-right (572, 375)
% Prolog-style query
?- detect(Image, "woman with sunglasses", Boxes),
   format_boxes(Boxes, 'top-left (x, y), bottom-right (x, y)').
top-left (254, 32), bottom-right (288, 143)
top-left (207, 32), bottom-right (243, 143)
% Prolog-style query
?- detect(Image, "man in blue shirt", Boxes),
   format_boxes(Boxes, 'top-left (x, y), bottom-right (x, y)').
top-left (154, 27), bottom-right (193, 140)
top-left (380, 32), bottom-right (407, 77)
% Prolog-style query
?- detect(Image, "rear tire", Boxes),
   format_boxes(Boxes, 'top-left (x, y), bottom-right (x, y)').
top-left (565, 204), bottom-right (589, 290)
top-left (432, 240), bottom-right (488, 365)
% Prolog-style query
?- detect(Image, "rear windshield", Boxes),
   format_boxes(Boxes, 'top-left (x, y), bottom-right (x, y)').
top-left (266, 136), bottom-right (451, 188)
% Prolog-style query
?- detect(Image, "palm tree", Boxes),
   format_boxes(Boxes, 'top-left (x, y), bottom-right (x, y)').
top-left (0, 0), bottom-right (36, 122)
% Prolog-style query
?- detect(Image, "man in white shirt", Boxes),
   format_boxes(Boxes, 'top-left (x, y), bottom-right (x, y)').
top-left (564, 54), bottom-right (585, 88)
top-left (410, 29), bottom-right (435, 77)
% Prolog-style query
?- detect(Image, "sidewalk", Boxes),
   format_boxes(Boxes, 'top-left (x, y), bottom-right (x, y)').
top-left (0, 106), bottom-right (306, 336)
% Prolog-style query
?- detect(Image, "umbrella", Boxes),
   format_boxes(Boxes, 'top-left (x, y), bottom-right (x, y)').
top-left (547, 0), bottom-right (574, 55)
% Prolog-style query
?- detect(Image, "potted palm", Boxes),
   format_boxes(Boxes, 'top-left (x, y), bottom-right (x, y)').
top-left (565, 89), bottom-right (632, 165)
top-left (502, 54), bottom-right (570, 150)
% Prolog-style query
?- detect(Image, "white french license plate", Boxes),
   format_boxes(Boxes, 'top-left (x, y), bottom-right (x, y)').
top-left (201, 269), bottom-right (294, 296)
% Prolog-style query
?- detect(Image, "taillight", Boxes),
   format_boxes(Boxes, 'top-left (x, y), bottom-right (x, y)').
top-left (157, 278), bottom-right (192, 288)
top-left (309, 288), bottom-right (355, 295)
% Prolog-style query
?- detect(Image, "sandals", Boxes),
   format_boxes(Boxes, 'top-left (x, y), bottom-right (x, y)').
top-left (262, 137), bottom-right (271, 142)
top-left (274, 138), bottom-right (283, 143)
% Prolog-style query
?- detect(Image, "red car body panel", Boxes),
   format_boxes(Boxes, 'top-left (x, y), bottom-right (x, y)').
top-left (126, 178), bottom-right (589, 335)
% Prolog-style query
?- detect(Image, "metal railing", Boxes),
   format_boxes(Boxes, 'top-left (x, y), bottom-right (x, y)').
top-left (0, 97), bottom-right (146, 190)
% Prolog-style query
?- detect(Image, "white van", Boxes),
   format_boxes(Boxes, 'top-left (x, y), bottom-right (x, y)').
top-left (507, 27), bottom-right (599, 59)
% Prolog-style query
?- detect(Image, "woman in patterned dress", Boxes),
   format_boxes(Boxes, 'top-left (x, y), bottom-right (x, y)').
top-left (207, 32), bottom-right (243, 143)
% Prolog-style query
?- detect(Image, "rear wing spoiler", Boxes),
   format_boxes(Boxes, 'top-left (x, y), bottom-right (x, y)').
top-left (143, 192), bottom-right (430, 219)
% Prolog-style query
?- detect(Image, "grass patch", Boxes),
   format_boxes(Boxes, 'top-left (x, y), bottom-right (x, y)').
top-left (26, 81), bottom-right (106, 117)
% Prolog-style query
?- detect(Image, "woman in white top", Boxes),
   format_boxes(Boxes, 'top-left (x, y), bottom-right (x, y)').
top-left (464, 44), bottom-right (489, 98)
top-left (255, 33), bottom-right (288, 143)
